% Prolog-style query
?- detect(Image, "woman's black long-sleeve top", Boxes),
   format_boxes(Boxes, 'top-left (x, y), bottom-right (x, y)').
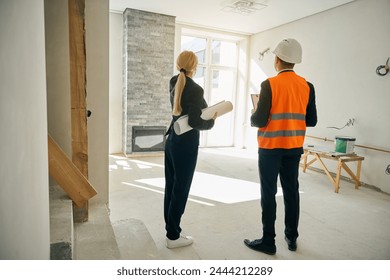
top-left (168, 75), bottom-right (215, 134)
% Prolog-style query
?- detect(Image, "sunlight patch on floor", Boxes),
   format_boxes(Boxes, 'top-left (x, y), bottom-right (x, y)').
top-left (113, 157), bottom-right (302, 204)
top-left (136, 172), bottom-right (284, 204)
top-left (121, 182), bottom-right (215, 206)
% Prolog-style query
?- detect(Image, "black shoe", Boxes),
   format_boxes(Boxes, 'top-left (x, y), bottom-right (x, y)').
top-left (244, 238), bottom-right (276, 255)
top-left (285, 236), bottom-right (297, 251)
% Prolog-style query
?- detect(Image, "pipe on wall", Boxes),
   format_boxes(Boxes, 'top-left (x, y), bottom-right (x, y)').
top-left (306, 135), bottom-right (390, 154)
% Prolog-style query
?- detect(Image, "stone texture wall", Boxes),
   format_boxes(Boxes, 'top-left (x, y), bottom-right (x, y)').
top-left (123, 8), bottom-right (175, 154)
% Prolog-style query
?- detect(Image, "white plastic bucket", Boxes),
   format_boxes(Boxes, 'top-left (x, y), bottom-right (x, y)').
top-left (335, 136), bottom-right (356, 153)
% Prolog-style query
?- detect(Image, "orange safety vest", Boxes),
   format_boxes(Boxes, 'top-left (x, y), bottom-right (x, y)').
top-left (257, 71), bottom-right (310, 149)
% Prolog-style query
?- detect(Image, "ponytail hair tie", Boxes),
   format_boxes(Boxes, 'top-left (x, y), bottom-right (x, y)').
top-left (179, 68), bottom-right (187, 74)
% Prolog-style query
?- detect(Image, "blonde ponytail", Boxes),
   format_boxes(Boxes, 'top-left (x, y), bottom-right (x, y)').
top-left (172, 51), bottom-right (198, 116)
top-left (172, 71), bottom-right (186, 116)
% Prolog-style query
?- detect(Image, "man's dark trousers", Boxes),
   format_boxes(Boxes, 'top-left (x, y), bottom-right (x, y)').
top-left (258, 151), bottom-right (301, 242)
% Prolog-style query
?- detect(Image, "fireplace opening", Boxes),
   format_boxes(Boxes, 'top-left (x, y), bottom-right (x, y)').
top-left (132, 126), bottom-right (166, 153)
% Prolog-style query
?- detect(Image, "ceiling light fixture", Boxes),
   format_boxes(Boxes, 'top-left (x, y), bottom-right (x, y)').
top-left (221, 0), bottom-right (268, 15)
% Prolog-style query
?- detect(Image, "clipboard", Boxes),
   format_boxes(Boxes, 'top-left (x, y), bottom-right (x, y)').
top-left (251, 94), bottom-right (259, 109)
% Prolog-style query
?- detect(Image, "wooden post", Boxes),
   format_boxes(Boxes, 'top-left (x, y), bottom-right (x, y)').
top-left (68, 0), bottom-right (89, 222)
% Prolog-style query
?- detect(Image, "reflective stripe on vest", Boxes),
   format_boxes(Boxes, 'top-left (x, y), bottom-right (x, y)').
top-left (258, 129), bottom-right (306, 138)
top-left (257, 71), bottom-right (309, 149)
top-left (270, 113), bottom-right (306, 121)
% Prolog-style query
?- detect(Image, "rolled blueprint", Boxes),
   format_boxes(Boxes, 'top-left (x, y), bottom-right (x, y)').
top-left (173, 100), bottom-right (233, 135)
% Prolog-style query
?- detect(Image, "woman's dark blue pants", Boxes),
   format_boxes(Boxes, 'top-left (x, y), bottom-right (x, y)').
top-left (164, 132), bottom-right (199, 240)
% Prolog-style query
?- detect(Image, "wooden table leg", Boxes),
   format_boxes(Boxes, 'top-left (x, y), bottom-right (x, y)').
top-left (341, 161), bottom-right (362, 189)
top-left (335, 159), bottom-right (343, 193)
top-left (301, 151), bottom-right (308, 172)
top-left (301, 151), bottom-right (318, 172)
top-left (356, 160), bottom-right (362, 189)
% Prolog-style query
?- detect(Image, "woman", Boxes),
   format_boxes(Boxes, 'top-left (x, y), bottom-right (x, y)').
top-left (164, 50), bottom-right (216, 249)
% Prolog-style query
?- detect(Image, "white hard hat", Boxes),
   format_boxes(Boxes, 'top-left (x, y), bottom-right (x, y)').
top-left (273, 38), bottom-right (302, 64)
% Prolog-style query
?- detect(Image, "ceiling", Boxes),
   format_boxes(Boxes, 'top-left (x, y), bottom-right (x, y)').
top-left (109, 0), bottom-right (355, 35)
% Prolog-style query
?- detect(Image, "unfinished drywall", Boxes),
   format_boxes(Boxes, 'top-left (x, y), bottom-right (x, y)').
top-left (0, 0), bottom-right (50, 259)
top-left (247, 0), bottom-right (390, 193)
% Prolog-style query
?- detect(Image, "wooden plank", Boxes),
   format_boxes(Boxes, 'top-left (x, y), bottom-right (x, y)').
top-left (48, 135), bottom-right (97, 208)
top-left (69, 0), bottom-right (88, 177)
top-left (68, 0), bottom-right (86, 108)
top-left (71, 107), bottom-right (88, 176)
top-left (69, 0), bottom-right (89, 221)
top-left (340, 156), bottom-right (365, 163)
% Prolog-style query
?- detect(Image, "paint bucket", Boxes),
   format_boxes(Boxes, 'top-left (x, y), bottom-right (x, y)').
top-left (335, 136), bottom-right (356, 153)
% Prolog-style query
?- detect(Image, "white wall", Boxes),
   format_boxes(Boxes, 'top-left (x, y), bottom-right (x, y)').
top-left (109, 12), bottom-right (123, 154)
top-left (85, 0), bottom-right (110, 205)
top-left (45, 0), bottom-right (72, 159)
top-left (0, 0), bottom-right (50, 259)
top-left (246, 0), bottom-right (390, 192)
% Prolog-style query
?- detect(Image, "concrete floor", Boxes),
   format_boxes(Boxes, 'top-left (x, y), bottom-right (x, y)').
top-left (106, 147), bottom-right (390, 260)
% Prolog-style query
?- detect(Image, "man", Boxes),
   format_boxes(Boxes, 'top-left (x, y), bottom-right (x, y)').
top-left (245, 38), bottom-right (317, 255)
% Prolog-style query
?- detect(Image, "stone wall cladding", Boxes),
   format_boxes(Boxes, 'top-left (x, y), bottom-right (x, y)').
top-left (123, 9), bottom-right (175, 154)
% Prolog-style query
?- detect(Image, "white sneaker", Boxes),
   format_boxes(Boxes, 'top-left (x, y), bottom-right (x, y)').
top-left (166, 235), bottom-right (193, 249)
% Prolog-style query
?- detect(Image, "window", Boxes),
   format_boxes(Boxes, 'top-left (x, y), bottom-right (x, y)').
top-left (212, 40), bottom-right (237, 67)
top-left (181, 36), bottom-right (207, 64)
top-left (181, 33), bottom-right (238, 147)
